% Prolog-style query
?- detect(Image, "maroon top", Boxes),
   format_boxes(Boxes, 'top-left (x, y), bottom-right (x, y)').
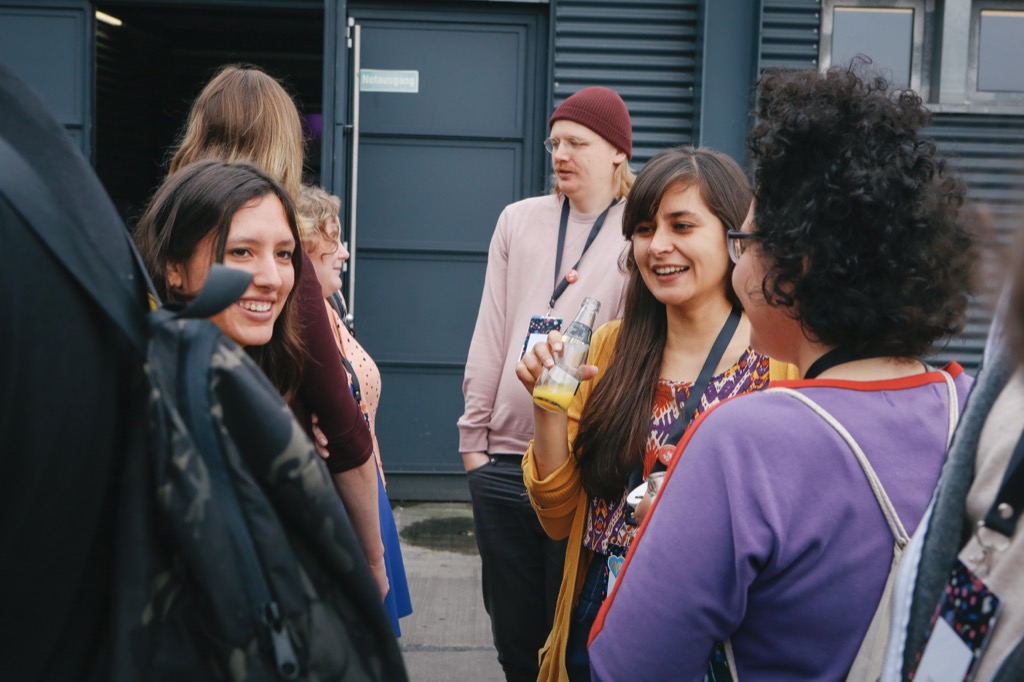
top-left (289, 251), bottom-right (373, 473)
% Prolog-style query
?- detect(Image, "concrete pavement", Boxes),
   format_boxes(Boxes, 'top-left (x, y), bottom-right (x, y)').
top-left (393, 502), bottom-right (506, 682)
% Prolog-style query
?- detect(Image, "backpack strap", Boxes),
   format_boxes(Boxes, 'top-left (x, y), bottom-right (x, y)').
top-left (167, 264), bottom-right (254, 322)
top-left (721, 371), bottom-right (959, 682)
top-left (768, 386), bottom-right (909, 545)
top-left (766, 370), bottom-right (958, 548)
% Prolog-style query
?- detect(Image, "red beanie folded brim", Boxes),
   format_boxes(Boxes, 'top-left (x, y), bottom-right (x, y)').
top-left (549, 86), bottom-right (633, 159)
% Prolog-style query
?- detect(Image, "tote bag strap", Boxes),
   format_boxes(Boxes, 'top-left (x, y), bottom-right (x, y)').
top-left (767, 387), bottom-right (910, 545)
top-left (766, 371), bottom-right (957, 544)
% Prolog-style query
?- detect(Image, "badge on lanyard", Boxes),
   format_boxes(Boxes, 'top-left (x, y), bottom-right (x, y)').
top-left (911, 558), bottom-right (1002, 681)
top-left (521, 315), bottom-right (562, 360)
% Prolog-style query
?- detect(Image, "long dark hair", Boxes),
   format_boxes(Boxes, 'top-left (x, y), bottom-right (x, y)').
top-left (574, 146), bottom-right (752, 500)
top-left (135, 160), bottom-right (305, 398)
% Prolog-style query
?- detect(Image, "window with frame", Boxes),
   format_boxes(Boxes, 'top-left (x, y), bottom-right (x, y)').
top-left (819, 0), bottom-right (935, 97)
top-left (969, 2), bottom-right (1024, 99)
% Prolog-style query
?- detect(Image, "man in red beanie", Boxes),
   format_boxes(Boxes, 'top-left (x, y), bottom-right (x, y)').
top-left (458, 86), bottom-right (634, 681)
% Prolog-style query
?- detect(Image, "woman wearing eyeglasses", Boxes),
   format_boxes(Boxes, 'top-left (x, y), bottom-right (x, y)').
top-left (588, 65), bottom-right (977, 681)
top-left (516, 145), bottom-right (796, 682)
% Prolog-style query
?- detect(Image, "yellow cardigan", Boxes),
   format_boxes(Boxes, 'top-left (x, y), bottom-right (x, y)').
top-left (522, 320), bottom-right (798, 682)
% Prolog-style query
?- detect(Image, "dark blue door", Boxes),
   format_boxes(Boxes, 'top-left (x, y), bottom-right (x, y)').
top-left (326, 2), bottom-right (548, 498)
top-left (0, 1), bottom-right (93, 159)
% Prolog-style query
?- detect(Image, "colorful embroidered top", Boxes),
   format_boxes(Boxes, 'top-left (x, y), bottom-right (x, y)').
top-left (581, 348), bottom-right (771, 556)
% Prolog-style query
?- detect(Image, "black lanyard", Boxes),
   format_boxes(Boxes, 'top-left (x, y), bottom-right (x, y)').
top-left (549, 197), bottom-right (617, 310)
top-left (804, 347), bottom-right (883, 380)
top-left (331, 303), bottom-right (371, 429)
top-left (982, 431), bottom-right (1024, 538)
top-left (645, 306), bottom-right (743, 476)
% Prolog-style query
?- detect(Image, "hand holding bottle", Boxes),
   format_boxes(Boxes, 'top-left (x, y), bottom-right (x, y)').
top-left (516, 330), bottom-right (599, 395)
top-left (516, 297), bottom-right (601, 413)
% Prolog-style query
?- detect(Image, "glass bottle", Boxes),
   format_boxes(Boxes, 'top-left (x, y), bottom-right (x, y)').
top-left (532, 297), bottom-right (600, 413)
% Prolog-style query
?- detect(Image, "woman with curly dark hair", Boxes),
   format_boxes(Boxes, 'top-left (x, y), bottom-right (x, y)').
top-left (589, 65), bottom-right (977, 681)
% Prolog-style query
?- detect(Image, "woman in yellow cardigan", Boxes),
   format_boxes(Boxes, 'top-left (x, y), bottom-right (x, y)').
top-left (516, 146), bottom-right (796, 682)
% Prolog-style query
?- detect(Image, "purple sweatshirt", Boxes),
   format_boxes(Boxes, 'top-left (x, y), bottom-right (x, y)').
top-left (589, 366), bottom-right (973, 682)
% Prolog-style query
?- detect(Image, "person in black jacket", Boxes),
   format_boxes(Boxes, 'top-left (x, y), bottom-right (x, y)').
top-left (0, 63), bottom-right (149, 681)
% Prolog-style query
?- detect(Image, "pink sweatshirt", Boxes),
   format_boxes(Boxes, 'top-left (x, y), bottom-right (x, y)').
top-left (458, 193), bottom-right (629, 456)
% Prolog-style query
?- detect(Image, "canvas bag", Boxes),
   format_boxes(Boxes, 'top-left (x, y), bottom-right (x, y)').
top-left (0, 134), bottom-right (407, 681)
top-left (724, 375), bottom-right (958, 681)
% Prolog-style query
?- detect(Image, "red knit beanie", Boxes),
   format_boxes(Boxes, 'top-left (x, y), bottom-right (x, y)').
top-left (549, 86), bottom-right (633, 159)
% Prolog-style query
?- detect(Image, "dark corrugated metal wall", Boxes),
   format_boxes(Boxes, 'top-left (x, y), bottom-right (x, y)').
top-left (760, 0), bottom-right (821, 71)
top-left (759, 0), bottom-right (1023, 372)
top-left (551, 0), bottom-right (700, 166)
top-left (928, 115), bottom-right (1024, 370)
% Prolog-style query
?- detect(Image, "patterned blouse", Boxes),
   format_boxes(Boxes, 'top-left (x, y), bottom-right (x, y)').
top-left (582, 348), bottom-right (771, 556)
top-left (325, 301), bottom-right (386, 480)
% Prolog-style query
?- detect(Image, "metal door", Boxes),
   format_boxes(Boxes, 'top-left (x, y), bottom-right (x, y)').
top-left (0, 1), bottom-right (93, 159)
top-left (325, 2), bottom-right (548, 498)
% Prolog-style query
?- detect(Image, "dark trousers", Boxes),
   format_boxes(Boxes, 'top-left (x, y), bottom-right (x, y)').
top-left (467, 454), bottom-right (567, 682)
top-left (564, 553), bottom-right (608, 682)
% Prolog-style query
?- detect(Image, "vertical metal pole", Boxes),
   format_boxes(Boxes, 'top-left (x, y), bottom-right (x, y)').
top-left (347, 22), bottom-right (361, 328)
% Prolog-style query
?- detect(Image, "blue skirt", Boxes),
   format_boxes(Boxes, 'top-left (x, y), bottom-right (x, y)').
top-left (379, 467), bottom-right (412, 636)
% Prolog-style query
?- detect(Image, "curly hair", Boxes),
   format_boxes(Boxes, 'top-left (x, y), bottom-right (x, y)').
top-left (296, 184), bottom-right (342, 252)
top-left (746, 64), bottom-right (976, 357)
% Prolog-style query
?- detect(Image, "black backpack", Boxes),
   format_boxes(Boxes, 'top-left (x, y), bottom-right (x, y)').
top-left (0, 112), bottom-right (407, 681)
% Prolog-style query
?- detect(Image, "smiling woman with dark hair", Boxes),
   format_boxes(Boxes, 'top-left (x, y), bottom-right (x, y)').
top-left (589, 65), bottom-right (977, 681)
top-left (165, 64), bottom-right (389, 600)
top-left (516, 146), bottom-right (796, 681)
top-left (136, 160), bottom-right (304, 396)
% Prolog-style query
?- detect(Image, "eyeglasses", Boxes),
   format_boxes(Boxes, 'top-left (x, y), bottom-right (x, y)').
top-left (726, 230), bottom-right (761, 264)
top-left (543, 137), bottom-right (592, 154)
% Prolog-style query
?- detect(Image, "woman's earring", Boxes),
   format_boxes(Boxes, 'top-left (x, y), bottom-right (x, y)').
top-left (166, 265), bottom-right (183, 291)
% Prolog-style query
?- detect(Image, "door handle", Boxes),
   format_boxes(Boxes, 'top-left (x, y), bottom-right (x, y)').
top-left (347, 18), bottom-right (361, 327)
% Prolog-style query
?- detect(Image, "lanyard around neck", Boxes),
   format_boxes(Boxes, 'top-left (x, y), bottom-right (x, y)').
top-left (648, 305), bottom-right (743, 474)
top-left (549, 197), bottom-right (617, 310)
top-left (804, 347), bottom-right (883, 380)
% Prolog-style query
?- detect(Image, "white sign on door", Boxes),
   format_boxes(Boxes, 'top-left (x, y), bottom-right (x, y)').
top-left (359, 69), bottom-right (419, 93)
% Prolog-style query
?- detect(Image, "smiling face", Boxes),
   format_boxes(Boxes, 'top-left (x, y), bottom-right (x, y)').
top-left (168, 193), bottom-right (296, 347)
top-left (308, 218), bottom-right (349, 299)
top-left (550, 119), bottom-right (626, 208)
top-left (631, 182), bottom-right (732, 311)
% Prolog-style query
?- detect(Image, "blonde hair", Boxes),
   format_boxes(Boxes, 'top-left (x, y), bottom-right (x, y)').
top-left (168, 65), bottom-right (304, 198)
top-left (296, 184), bottom-right (342, 252)
top-left (614, 161), bottom-right (636, 198)
top-left (551, 159), bottom-right (635, 200)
